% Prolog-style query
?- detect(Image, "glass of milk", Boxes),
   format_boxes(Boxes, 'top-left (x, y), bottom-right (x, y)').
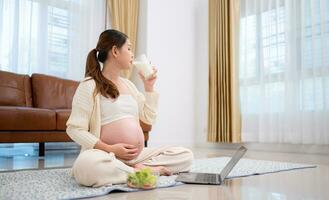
top-left (133, 54), bottom-right (154, 79)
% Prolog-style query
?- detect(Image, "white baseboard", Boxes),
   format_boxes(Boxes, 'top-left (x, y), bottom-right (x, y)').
top-left (148, 141), bottom-right (194, 149)
top-left (195, 142), bottom-right (329, 155)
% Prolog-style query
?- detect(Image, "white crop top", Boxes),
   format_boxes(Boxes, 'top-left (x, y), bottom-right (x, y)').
top-left (100, 94), bottom-right (139, 125)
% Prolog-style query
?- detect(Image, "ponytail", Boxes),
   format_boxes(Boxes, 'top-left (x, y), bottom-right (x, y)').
top-left (85, 49), bottom-right (119, 99)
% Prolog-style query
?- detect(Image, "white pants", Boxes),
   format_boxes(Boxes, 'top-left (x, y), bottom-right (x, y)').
top-left (72, 146), bottom-right (194, 187)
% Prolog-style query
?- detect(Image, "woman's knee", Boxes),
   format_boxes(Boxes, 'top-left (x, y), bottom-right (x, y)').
top-left (180, 147), bottom-right (194, 168)
top-left (176, 147), bottom-right (194, 162)
top-left (170, 147), bottom-right (194, 172)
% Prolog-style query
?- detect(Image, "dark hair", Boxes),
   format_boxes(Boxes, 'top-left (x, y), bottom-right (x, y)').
top-left (85, 29), bottom-right (128, 98)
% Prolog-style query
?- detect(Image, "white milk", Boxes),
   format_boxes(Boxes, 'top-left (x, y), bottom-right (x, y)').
top-left (133, 54), bottom-right (154, 79)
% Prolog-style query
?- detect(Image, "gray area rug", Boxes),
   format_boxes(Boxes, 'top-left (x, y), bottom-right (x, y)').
top-left (0, 157), bottom-right (316, 200)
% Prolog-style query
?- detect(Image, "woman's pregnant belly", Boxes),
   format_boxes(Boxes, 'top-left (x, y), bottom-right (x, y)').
top-left (100, 117), bottom-right (145, 158)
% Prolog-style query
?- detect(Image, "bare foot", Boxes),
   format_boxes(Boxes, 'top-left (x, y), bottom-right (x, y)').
top-left (133, 163), bottom-right (172, 176)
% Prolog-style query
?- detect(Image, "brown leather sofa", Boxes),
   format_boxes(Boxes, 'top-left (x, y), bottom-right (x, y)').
top-left (0, 70), bottom-right (151, 156)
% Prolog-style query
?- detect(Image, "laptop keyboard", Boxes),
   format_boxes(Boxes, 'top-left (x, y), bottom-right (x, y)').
top-left (195, 174), bottom-right (218, 183)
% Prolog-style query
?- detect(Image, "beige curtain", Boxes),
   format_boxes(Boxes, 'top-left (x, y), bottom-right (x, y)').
top-left (208, 0), bottom-right (241, 143)
top-left (106, 0), bottom-right (139, 79)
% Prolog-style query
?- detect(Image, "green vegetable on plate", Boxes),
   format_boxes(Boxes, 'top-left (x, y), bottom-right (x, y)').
top-left (127, 167), bottom-right (157, 189)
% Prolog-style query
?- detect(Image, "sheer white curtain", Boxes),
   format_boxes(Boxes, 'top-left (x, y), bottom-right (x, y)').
top-left (239, 0), bottom-right (329, 144)
top-left (0, 0), bottom-right (106, 81)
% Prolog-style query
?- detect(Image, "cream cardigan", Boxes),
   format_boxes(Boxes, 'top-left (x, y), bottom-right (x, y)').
top-left (66, 77), bottom-right (159, 151)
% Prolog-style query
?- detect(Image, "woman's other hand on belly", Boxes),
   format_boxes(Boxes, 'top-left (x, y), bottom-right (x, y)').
top-left (108, 143), bottom-right (139, 160)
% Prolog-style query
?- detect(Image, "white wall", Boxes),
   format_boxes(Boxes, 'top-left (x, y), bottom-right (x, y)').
top-left (193, 0), bottom-right (209, 148)
top-left (134, 0), bottom-right (207, 148)
top-left (147, 0), bottom-right (196, 147)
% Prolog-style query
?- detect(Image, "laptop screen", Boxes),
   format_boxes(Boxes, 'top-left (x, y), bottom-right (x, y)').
top-left (219, 146), bottom-right (247, 180)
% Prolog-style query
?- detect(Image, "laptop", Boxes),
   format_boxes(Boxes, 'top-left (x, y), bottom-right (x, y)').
top-left (175, 146), bottom-right (247, 185)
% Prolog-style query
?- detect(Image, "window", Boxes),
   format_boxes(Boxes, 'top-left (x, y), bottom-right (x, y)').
top-left (0, 0), bottom-right (105, 80)
top-left (48, 5), bottom-right (70, 76)
top-left (240, 0), bottom-right (329, 113)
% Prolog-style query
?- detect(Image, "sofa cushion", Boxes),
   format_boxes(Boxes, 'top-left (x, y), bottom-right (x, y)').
top-left (0, 106), bottom-right (56, 130)
top-left (56, 109), bottom-right (71, 130)
top-left (0, 70), bottom-right (32, 107)
top-left (31, 74), bottom-right (78, 109)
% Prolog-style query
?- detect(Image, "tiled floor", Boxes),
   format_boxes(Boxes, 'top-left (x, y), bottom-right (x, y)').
top-left (1, 144), bottom-right (328, 200)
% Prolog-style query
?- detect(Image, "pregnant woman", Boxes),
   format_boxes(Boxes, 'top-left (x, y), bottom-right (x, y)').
top-left (66, 29), bottom-right (193, 187)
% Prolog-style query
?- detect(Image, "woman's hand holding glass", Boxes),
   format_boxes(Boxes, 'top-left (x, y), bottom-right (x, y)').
top-left (139, 66), bottom-right (157, 92)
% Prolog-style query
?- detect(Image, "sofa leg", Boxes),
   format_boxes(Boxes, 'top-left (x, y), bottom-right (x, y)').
top-left (39, 142), bottom-right (45, 157)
